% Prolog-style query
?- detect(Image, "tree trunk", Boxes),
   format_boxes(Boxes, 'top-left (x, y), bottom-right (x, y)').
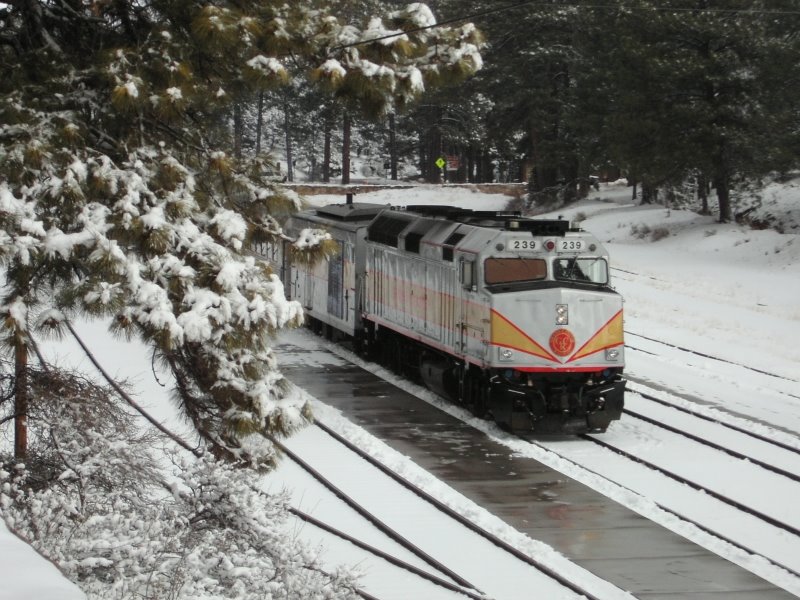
top-left (14, 340), bottom-right (28, 462)
top-left (698, 174), bottom-right (710, 214)
top-left (715, 175), bottom-right (732, 222)
top-left (641, 183), bottom-right (658, 204)
top-left (577, 159), bottom-right (590, 199)
top-left (323, 111), bottom-right (332, 183)
top-left (388, 112), bottom-right (398, 181)
top-left (233, 102), bottom-right (243, 160)
top-left (255, 92), bottom-right (264, 156)
top-left (341, 112), bottom-right (351, 185)
top-left (284, 99), bottom-right (294, 182)
top-left (422, 106), bottom-right (443, 183)
top-left (562, 158), bottom-right (579, 204)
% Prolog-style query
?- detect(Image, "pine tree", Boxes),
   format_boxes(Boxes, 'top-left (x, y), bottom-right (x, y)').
top-left (577, 0), bottom-right (800, 220)
top-left (0, 2), bottom-right (482, 466)
top-left (420, 0), bottom-right (800, 212)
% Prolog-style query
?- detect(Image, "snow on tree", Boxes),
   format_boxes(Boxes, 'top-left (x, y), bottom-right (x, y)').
top-left (0, 2), bottom-right (482, 466)
top-left (0, 364), bottom-right (361, 599)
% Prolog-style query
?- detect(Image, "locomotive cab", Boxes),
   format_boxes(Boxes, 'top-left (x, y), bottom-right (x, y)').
top-left (457, 221), bottom-right (625, 433)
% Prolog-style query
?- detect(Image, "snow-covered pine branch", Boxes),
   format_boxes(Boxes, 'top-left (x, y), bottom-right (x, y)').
top-left (0, 1), bottom-right (483, 465)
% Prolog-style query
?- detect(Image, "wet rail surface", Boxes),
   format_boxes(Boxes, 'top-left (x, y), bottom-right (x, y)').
top-left (278, 341), bottom-right (795, 600)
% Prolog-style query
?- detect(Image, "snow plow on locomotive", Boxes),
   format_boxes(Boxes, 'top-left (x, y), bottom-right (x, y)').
top-left (268, 199), bottom-right (625, 434)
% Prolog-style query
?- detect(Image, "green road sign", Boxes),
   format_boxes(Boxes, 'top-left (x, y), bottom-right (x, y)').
top-left (435, 156), bottom-right (446, 169)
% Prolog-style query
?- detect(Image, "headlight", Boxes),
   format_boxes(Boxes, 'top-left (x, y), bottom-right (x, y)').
top-left (556, 304), bottom-right (568, 325)
top-left (605, 348), bottom-right (620, 361)
top-left (499, 348), bottom-right (514, 361)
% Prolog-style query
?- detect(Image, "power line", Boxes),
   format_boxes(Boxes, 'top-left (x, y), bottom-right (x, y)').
top-left (334, 1), bottom-right (800, 50)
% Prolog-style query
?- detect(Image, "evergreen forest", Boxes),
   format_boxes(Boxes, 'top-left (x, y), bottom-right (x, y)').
top-left (253, 1), bottom-right (800, 224)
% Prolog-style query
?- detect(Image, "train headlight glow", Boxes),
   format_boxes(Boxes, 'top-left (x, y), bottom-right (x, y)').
top-left (605, 348), bottom-right (620, 361)
top-left (499, 348), bottom-right (514, 361)
top-left (556, 304), bottom-right (569, 325)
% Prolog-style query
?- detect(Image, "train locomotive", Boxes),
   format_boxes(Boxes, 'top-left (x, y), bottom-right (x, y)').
top-left (267, 197), bottom-right (625, 434)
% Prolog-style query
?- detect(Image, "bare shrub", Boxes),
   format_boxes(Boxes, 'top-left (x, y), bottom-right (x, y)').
top-left (650, 227), bottom-right (670, 241)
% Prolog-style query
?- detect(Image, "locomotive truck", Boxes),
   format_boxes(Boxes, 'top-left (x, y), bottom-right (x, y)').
top-left (266, 198), bottom-right (625, 434)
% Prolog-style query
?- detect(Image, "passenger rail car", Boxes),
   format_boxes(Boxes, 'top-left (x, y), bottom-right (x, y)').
top-left (268, 200), bottom-right (625, 434)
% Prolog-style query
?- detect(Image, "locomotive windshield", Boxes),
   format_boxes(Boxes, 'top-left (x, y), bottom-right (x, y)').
top-left (484, 258), bottom-right (547, 285)
top-left (553, 257), bottom-right (608, 285)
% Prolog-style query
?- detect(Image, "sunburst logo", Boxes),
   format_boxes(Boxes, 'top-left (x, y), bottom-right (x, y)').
top-left (549, 329), bottom-right (575, 357)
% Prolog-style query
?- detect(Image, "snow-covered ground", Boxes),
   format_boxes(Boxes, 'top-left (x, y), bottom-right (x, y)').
top-left (3, 180), bottom-right (799, 598)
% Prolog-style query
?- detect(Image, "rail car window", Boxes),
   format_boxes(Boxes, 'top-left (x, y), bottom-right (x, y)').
top-left (553, 257), bottom-right (608, 285)
top-left (484, 258), bottom-right (547, 284)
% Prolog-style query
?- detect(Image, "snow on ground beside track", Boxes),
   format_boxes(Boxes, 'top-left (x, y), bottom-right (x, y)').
top-left (5, 178), bottom-right (800, 598)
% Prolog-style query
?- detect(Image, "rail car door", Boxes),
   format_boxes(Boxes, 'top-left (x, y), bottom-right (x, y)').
top-left (458, 259), bottom-right (484, 361)
top-left (327, 240), bottom-right (344, 321)
top-left (302, 267), bottom-right (314, 310)
top-left (369, 248), bottom-right (384, 318)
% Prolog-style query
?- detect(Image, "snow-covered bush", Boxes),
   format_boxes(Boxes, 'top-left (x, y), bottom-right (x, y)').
top-left (0, 365), bottom-right (359, 599)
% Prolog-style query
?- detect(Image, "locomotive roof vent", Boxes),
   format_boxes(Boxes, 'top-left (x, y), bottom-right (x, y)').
top-left (401, 204), bottom-right (572, 235)
top-left (521, 220), bottom-right (571, 235)
top-left (367, 212), bottom-right (415, 247)
top-left (315, 202), bottom-right (388, 222)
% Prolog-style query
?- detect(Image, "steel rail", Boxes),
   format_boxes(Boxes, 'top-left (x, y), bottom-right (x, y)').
top-left (625, 330), bottom-right (800, 387)
top-left (582, 434), bottom-right (800, 540)
top-left (623, 406), bottom-right (800, 483)
top-left (628, 385), bottom-right (800, 455)
top-left (289, 507), bottom-right (486, 600)
top-left (264, 433), bottom-right (481, 594)
top-left (516, 433), bottom-right (800, 580)
top-left (315, 420), bottom-right (605, 600)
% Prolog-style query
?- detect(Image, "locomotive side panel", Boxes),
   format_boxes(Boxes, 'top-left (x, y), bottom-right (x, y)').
top-left (365, 245), bottom-right (458, 348)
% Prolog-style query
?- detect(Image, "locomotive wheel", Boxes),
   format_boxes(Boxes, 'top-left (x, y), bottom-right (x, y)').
top-left (307, 316), bottom-right (321, 335)
top-left (465, 369), bottom-right (488, 419)
top-left (380, 333), bottom-right (404, 374)
top-left (393, 337), bottom-right (406, 374)
top-left (379, 335), bottom-right (393, 368)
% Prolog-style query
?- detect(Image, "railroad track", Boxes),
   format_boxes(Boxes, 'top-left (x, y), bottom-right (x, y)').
top-left (623, 335), bottom-right (800, 439)
top-left (626, 388), bottom-right (800, 472)
top-left (276, 329), bottom-right (800, 597)
top-left (520, 377), bottom-right (800, 579)
top-left (289, 505), bottom-right (483, 600)
top-left (520, 427), bottom-right (800, 582)
top-left (625, 331), bottom-right (800, 394)
top-left (269, 420), bottom-right (608, 600)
